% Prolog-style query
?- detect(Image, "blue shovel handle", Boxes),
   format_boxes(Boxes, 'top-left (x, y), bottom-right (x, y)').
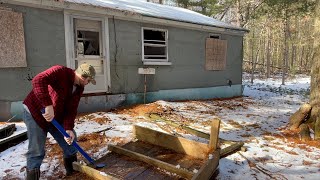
top-left (41, 109), bottom-right (95, 165)
top-left (51, 119), bottom-right (96, 165)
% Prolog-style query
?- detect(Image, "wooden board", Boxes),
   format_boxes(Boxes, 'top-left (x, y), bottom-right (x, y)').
top-left (74, 152), bottom-right (184, 180)
top-left (0, 124), bottom-right (16, 139)
top-left (122, 141), bottom-right (204, 171)
top-left (205, 38), bottom-right (227, 71)
top-left (74, 125), bottom-right (220, 180)
top-left (209, 119), bottom-right (220, 151)
top-left (0, 9), bottom-right (27, 68)
top-left (109, 144), bottom-right (194, 179)
top-left (192, 150), bottom-right (220, 180)
top-left (0, 129), bottom-right (27, 152)
top-left (133, 125), bottom-right (209, 159)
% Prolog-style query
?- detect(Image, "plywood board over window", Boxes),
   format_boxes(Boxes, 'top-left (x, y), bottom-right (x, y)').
top-left (205, 38), bottom-right (227, 71)
top-left (0, 9), bottom-right (26, 68)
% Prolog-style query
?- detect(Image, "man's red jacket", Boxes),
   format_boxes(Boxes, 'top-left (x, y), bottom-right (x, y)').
top-left (23, 65), bottom-right (84, 131)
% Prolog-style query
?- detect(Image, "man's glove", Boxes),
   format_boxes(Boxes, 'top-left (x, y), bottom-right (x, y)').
top-left (43, 105), bottom-right (54, 122)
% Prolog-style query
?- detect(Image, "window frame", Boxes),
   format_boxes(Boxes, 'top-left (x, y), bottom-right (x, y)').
top-left (74, 19), bottom-right (102, 60)
top-left (209, 33), bottom-right (221, 39)
top-left (141, 27), bottom-right (169, 63)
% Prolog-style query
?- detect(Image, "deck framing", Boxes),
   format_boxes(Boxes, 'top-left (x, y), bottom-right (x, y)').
top-left (73, 119), bottom-right (221, 180)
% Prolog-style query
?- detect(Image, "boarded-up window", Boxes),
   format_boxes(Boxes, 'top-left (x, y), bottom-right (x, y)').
top-left (0, 9), bottom-right (26, 68)
top-left (205, 38), bottom-right (227, 71)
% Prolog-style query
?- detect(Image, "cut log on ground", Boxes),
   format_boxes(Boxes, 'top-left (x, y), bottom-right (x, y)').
top-left (288, 103), bottom-right (312, 130)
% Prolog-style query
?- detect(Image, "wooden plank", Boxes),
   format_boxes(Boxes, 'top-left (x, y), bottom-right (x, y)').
top-left (133, 125), bottom-right (209, 159)
top-left (0, 131), bottom-right (27, 145)
top-left (149, 114), bottom-right (211, 139)
top-left (205, 38), bottom-right (227, 71)
top-left (192, 150), bottom-right (220, 180)
top-left (73, 162), bottom-right (119, 180)
top-left (148, 114), bottom-right (237, 144)
top-left (0, 124), bottom-right (16, 139)
top-left (209, 119), bottom-right (220, 151)
top-left (135, 166), bottom-right (178, 180)
top-left (104, 155), bottom-right (149, 179)
top-left (122, 141), bottom-right (156, 155)
top-left (123, 140), bottom-right (204, 171)
top-left (220, 142), bottom-right (244, 157)
top-left (109, 145), bottom-right (194, 179)
top-left (0, 9), bottom-right (26, 68)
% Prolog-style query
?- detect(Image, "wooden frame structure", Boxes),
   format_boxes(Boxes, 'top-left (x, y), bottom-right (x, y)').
top-left (73, 119), bottom-right (221, 180)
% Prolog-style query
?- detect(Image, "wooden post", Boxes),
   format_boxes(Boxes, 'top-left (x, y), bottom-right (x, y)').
top-left (209, 118), bottom-right (220, 151)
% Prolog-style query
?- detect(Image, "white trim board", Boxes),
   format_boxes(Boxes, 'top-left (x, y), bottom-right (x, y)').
top-left (64, 11), bottom-right (111, 93)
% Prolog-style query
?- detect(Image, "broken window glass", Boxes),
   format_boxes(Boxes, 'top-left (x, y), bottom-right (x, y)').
top-left (77, 30), bottom-right (100, 56)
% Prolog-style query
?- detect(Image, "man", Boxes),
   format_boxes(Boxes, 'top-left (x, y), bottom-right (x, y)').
top-left (23, 63), bottom-right (96, 180)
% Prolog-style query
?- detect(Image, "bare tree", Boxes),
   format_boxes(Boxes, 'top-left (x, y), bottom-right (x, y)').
top-left (310, 0), bottom-right (320, 139)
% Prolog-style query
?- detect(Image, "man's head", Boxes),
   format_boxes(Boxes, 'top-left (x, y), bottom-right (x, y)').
top-left (75, 63), bottom-right (96, 86)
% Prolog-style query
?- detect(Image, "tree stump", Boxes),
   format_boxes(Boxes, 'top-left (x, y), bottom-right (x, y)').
top-left (315, 117), bottom-right (320, 140)
top-left (299, 123), bottom-right (311, 142)
top-left (288, 103), bottom-right (312, 130)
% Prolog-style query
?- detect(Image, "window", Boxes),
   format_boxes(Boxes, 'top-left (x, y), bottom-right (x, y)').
top-left (205, 38), bottom-right (227, 71)
top-left (74, 19), bottom-right (104, 75)
top-left (76, 30), bottom-right (100, 56)
top-left (0, 9), bottom-right (26, 68)
top-left (209, 34), bottom-right (221, 39)
top-left (142, 28), bottom-right (168, 62)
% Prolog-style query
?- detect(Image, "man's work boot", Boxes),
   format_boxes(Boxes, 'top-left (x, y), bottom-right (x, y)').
top-left (64, 154), bottom-right (77, 176)
top-left (26, 168), bottom-right (40, 180)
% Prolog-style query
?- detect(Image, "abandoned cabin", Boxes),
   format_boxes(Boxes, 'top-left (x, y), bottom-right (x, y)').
top-left (0, 0), bottom-right (248, 121)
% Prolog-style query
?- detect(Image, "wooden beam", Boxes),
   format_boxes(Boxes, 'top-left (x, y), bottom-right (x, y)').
top-left (133, 125), bottom-right (209, 159)
top-left (148, 114), bottom-right (236, 144)
top-left (149, 114), bottom-right (244, 157)
top-left (192, 150), bottom-right (220, 180)
top-left (0, 124), bottom-right (16, 139)
top-left (109, 145), bottom-right (194, 179)
top-left (0, 130), bottom-right (26, 145)
top-left (220, 142), bottom-right (244, 157)
top-left (73, 162), bottom-right (118, 180)
top-left (149, 114), bottom-right (211, 139)
top-left (209, 119), bottom-right (220, 151)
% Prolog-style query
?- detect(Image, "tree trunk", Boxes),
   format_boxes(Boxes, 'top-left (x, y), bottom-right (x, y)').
top-left (266, 25), bottom-right (271, 78)
top-left (299, 46), bottom-right (305, 73)
top-left (250, 25), bottom-right (255, 84)
top-left (282, 11), bottom-right (289, 85)
top-left (310, 0), bottom-right (320, 140)
top-left (291, 44), bottom-right (296, 71)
